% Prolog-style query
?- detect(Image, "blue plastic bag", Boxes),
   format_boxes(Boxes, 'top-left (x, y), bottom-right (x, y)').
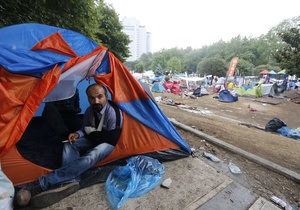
top-left (106, 155), bottom-right (165, 209)
top-left (277, 126), bottom-right (300, 140)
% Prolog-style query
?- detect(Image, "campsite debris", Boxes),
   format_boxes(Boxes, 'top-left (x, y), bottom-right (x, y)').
top-left (239, 122), bottom-right (265, 131)
top-left (271, 195), bottom-right (294, 210)
top-left (161, 178), bottom-right (172, 189)
top-left (203, 151), bottom-right (220, 162)
top-left (228, 161), bottom-right (242, 174)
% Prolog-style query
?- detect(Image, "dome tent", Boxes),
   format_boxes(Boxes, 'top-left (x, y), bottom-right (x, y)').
top-left (0, 23), bottom-right (191, 186)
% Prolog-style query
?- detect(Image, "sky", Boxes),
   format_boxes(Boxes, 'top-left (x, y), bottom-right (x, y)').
top-left (105, 0), bottom-right (300, 53)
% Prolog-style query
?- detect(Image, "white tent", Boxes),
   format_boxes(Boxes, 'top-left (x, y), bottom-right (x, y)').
top-left (179, 77), bottom-right (205, 89)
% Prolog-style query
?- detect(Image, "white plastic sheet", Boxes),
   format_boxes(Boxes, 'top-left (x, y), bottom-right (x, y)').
top-left (0, 163), bottom-right (15, 210)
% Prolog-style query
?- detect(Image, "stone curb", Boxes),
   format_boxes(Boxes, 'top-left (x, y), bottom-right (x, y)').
top-left (169, 118), bottom-right (300, 184)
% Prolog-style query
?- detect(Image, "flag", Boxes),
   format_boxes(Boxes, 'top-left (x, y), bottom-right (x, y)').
top-left (227, 57), bottom-right (239, 77)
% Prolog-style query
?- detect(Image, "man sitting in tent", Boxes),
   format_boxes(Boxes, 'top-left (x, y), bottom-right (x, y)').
top-left (42, 88), bottom-right (83, 140)
top-left (17, 83), bottom-right (123, 208)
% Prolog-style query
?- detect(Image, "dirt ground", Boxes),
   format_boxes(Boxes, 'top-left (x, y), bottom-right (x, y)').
top-left (19, 88), bottom-right (300, 210)
top-left (152, 88), bottom-right (300, 208)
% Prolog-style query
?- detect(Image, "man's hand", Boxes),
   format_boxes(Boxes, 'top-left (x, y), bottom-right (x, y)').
top-left (68, 133), bottom-right (79, 144)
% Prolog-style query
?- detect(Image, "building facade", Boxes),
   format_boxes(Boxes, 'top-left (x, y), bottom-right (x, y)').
top-left (121, 17), bottom-right (151, 62)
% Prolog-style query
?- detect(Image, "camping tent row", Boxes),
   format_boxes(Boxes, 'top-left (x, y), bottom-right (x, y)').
top-left (0, 23), bottom-right (191, 186)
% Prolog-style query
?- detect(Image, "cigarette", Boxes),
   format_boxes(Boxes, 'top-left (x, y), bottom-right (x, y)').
top-left (62, 140), bottom-right (69, 143)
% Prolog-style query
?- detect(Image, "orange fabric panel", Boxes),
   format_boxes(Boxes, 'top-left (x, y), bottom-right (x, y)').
top-left (1, 146), bottom-right (52, 186)
top-left (95, 52), bottom-right (149, 103)
top-left (95, 113), bottom-right (179, 166)
top-left (31, 32), bottom-right (78, 57)
top-left (0, 66), bottom-right (61, 157)
top-left (62, 46), bottom-right (108, 73)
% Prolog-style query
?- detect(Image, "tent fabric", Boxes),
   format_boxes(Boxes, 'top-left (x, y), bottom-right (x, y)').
top-left (218, 89), bottom-right (238, 102)
top-left (278, 69), bottom-right (286, 74)
top-left (0, 23), bottom-right (191, 186)
top-left (233, 85), bottom-right (262, 98)
top-left (151, 83), bottom-right (166, 92)
top-left (259, 70), bottom-right (269, 74)
top-left (162, 81), bottom-right (181, 94)
top-left (261, 84), bottom-right (280, 97)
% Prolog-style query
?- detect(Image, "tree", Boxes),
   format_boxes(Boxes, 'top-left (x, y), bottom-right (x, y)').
top-left (138, 52), bottom-right (153, 70)
top-left (167, 57), bottom-right (181, 74)
top-left (123, 60), bottom-right (138, 72)
top-left (135, 62), bottom-right (144, 73)
top-left (95, 2), bottom-right (131, 62)
top-left (197, 57), bottom-right (227, 77)
top-left (0, 0), bottom-right (99, 40)
top-left (151, 54), bottom-right (167, 73)
top-left (273, 26), bottom-right (300, 77)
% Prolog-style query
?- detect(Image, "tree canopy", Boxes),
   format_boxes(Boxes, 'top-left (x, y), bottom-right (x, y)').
top-left (273, 26), bottom-right (300, 77)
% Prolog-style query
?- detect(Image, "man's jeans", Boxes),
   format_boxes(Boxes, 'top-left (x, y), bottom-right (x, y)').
top-left (39, 137), bottom-right (114, 190)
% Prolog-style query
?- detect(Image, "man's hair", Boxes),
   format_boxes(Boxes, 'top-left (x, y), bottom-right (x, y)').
top-left (86, 83), bottom-right (107, 95)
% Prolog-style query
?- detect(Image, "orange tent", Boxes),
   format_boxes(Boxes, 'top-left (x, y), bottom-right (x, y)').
top-left (259, 70), bottom-right (270, 74)
top-left (0, 23), bottom-right (191, 186)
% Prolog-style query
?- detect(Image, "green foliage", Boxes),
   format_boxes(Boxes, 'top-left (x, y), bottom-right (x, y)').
top-left (0, 0), bottom-right (99, 41)
top-left (95, 1), bottom-right (131, 62)
top-left (138, 53), bottom-right (153, 70)
top-left (151, 54), bottom-right (167, 72)
top-left (273, 24), bottom-right (300, 77)
top-left (236, 59), bottom-right (252, 76)
top-left (167, 57), bottom-right (181, 74)
top-left (134, 62), bottom-right (144, 73)
top-left (197, 57), bottom-right (227, 77)
top-left (123, 60), bottom-right (139, 72)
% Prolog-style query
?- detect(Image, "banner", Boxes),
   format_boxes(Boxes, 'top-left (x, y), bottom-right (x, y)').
top-left (227, 57), bottom-right (239, 76)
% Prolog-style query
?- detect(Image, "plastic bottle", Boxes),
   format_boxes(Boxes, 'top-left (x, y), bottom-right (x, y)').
top-left (203, 151), bottom-right (220, 162)
top-left (271, 195), bottom-right (294, 210)
top-left (228, 161), bottom-right (242, 174)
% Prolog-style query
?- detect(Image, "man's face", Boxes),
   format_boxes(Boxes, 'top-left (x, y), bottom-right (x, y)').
top-left (87, 85), bottom-right (108, 112)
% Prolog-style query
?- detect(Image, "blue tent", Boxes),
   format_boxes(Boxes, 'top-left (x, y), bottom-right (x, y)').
top-left (151, 82), bottom-right (166, 92)
top-left (219, 89), bottom-right (238, 102)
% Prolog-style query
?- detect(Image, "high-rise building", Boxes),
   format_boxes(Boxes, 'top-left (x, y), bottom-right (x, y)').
top-left (121, 17), bottom-right (151, 62)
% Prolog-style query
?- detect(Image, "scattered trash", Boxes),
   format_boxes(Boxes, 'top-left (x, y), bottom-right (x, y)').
top-left (106, 155), bottom-right (165, 209)
top-left (228, 161), bottom-right (242, 174)
top-left (203, 151), bottom-right (220, 162)
top-left (161, 178), bottom-right (172, 189)
top-left (271, 195), bottom-right (294, 210)
top-left (265, 117), bottom-right (287, 132)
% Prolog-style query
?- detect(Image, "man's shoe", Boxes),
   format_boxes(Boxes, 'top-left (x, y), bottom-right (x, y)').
top-left (16, 180), bottom-right (43, 206)
top-left (30, 182), bottom-right (80, 208)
